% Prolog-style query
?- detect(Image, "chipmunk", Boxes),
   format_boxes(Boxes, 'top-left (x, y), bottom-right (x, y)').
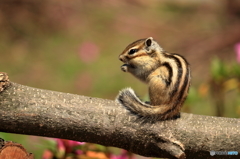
top-left (116, 37), bottom-right (191, 120)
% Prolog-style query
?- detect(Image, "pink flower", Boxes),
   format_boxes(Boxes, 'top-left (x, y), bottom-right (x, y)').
top-left (234, 42), bottom-right (240, 63)
top-left (55, 139), bottom-right (65, 158)
top-left (55, 139), bottom-right (65, 151)
top-left (67, 140), bottom-right (85, 147)
top-left (55, 139), bottom-right (85, 154)
top-left (75, 149), bottom-right (83, 155)
top-left (78, 42), bottom-right (100, 63)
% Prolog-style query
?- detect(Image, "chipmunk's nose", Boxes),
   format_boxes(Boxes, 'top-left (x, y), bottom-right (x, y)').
top-left (119, 55), bottom-right (124, 62)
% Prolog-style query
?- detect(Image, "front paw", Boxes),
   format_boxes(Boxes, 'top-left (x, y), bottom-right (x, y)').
top-left (121, 64), bottom-right (129, 72)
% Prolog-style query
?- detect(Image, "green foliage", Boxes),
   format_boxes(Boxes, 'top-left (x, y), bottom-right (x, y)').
top-left (211, 57), bottom-right (227, 81)
top-left (211, 57), bottom-right (240, 81)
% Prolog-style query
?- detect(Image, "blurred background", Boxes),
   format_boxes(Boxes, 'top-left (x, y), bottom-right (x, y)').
top-left (0, 0), bottom-right (240, 158)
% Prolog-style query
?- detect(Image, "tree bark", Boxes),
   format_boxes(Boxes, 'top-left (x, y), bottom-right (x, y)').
top-left (0, 73), bottom-right (239, 159)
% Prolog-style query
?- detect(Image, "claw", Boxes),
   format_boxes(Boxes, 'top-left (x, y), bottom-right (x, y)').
top-left (121, 64), bottom-right (128, 72)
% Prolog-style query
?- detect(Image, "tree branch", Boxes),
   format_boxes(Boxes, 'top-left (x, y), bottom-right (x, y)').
top-left (0, 73), bottom-right (239, 159)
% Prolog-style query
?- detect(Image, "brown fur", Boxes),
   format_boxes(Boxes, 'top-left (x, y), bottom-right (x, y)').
top-left (117, 37), bottom-right (191, 120)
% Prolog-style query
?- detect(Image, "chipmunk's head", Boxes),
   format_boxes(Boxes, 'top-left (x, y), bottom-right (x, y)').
top-left (119, 37), bottom-right (163, 73)
top-left (119, 37), bottom-right (163, 63)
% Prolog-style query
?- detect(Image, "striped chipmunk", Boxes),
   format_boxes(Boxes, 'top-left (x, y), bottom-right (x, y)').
top-left (116, 37), bottom-right (191, 121)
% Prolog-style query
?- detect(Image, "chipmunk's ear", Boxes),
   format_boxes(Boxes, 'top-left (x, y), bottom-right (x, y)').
top-left (145, 37), bottom-right (153, 47)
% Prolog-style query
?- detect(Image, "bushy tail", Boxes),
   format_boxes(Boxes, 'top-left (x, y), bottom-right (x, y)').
top-left (116, 88), bottom-right (178, 120)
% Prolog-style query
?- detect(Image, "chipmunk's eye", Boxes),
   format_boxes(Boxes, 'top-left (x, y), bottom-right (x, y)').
top-left (128, 49), bottom-right (138, 55)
